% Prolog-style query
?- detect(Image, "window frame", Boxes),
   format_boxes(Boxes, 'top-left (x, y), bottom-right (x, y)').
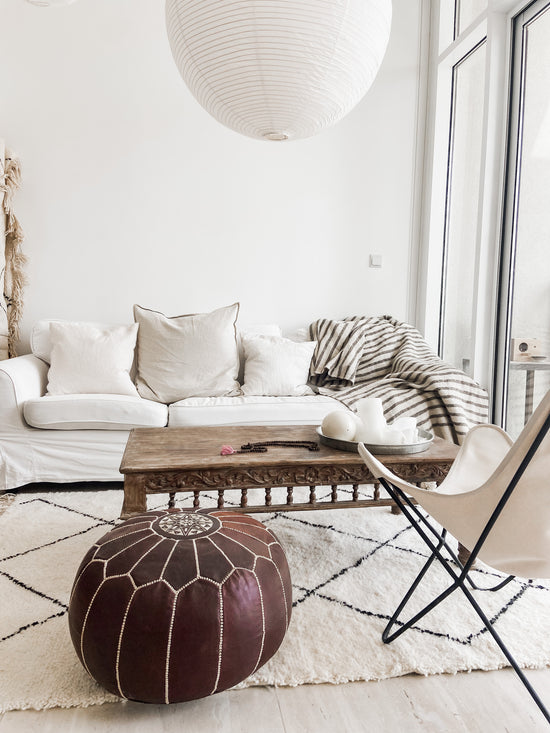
top-left (416, 0), bottom-right (527, 415)
top-left (438, 36), bottom-right (488, 366)
top-left (493, 0), bottom-right (550, 426)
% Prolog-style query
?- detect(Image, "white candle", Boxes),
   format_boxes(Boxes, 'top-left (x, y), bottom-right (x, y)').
top-left (390, 416), bottom-right (418, 443)
top-left (355, 398), bottom-right (387, 443)
top-left (354, 398), bottom-right (414, 445)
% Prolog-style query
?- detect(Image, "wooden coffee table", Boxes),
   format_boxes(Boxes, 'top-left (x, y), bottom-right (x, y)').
top-left (119, 425), bottom-right (459, 519)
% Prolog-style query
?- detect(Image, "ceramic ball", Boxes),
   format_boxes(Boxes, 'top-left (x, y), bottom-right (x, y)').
top-left (321, 411), bottom-right (358, 441)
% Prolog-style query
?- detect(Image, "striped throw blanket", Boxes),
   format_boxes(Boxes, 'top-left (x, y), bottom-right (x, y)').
top-left (309, 316), bottom-right (489, 444)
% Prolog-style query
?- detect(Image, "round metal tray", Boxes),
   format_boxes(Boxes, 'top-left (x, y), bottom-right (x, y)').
top-left (316, 427), bottom-right (434, 455)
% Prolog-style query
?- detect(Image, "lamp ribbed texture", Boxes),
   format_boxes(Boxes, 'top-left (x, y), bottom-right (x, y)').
top-left (166, 0), bottom-right (392, 141)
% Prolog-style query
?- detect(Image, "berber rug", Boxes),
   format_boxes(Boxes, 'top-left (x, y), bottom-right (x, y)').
top-left (1, 485), bottom-right (549, 712)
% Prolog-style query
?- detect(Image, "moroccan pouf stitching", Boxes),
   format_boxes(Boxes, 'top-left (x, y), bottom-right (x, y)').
top-left (68, 508), bottom-right (292, 704)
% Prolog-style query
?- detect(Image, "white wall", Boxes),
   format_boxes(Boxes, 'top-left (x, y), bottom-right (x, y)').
top-left (1, 0), bottom-right (424, 350)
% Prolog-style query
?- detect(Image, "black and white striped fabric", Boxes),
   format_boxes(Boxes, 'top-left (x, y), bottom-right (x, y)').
top-left (309, 316), bottom-right (489, 444)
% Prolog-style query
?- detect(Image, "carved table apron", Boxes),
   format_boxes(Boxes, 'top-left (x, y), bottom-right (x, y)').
top-left (119, 425), bottom-right (459, 520)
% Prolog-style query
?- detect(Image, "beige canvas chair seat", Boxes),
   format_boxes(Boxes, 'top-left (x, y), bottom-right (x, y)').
top-left (358, 389), bottom-right (550, 725)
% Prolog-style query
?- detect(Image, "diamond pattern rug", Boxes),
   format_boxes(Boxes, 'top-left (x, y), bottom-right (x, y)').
top-left (1, 486), bottom-right (550, 712)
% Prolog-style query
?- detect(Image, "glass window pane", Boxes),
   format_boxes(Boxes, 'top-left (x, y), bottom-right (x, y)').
top-left (455, 0), bottom-right (488, 37)
top-left (441, 41), bottom-right (486, 374)
top-left (506, 6), bottom-right (550, 437)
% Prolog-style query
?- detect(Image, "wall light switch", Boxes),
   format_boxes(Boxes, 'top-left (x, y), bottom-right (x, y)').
top-left (369, 254), bottom-right (382, 268)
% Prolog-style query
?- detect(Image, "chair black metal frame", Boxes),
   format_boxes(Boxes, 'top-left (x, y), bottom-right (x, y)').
top-left (377, 410), bottom-right (550, 725)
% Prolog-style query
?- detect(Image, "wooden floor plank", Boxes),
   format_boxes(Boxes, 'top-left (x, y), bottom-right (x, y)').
top-left (1, 669), bottom-right (549, 732)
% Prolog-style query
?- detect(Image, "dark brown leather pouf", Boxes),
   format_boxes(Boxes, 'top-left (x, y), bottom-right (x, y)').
top-left (68, 508), bottom-right (292, 704)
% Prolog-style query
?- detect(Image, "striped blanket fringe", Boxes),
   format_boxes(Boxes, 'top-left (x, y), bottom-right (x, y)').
top-left (309, 316), bottom-right (489, 444)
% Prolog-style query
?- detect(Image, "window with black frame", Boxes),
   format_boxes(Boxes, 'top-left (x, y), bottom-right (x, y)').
top-left (453, 0), bottom-right (488, 37)
top-left (496, 0), bottom-right (550, 438)
top-left (423, 1), bottom-right (550, 432)
top-left (439, 38), bottom-right (486, 376)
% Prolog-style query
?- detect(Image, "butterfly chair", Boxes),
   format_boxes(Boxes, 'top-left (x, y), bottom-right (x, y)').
top-left (358, 389), bottom-right (550, 724)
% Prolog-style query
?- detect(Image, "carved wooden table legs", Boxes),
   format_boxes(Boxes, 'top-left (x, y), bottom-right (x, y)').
top-left (120, 476), bottom-right (440, 520)
top-left (120, 474), bottom-right (147, 519)
top-left (119, 427), bottom-right (459, 520)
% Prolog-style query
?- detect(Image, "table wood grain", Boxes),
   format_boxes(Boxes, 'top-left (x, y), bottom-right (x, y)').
top-left (119, 425), bottom-right (459, 519)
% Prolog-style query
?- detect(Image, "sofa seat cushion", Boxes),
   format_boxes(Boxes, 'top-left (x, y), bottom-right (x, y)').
top-left (168, 395), bottom-right (347, 427)
top-left (24, 394), bottom-right (168, 430)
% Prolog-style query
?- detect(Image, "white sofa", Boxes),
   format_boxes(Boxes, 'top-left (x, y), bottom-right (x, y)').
top-left (0, 319), bottom-right (345, 492)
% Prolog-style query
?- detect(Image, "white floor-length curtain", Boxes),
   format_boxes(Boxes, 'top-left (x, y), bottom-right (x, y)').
top-left (0, 140), bottom-right (25, 359)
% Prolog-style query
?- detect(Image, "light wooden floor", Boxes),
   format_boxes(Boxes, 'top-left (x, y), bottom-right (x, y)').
top-left (1, 668), bottom-right (549, 732)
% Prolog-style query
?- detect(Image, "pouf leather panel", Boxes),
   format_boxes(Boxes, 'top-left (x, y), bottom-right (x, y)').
top-left (68, 508), bottom-right (292, 704)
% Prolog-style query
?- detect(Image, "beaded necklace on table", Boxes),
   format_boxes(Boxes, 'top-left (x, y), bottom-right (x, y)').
top-left (221, 440), bottom-right (319, 455)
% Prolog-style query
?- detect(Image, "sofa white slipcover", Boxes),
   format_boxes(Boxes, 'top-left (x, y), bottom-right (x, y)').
top-left (0, 330), bottom-right (344, 491)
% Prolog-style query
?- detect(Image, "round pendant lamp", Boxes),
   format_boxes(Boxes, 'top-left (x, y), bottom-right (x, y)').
top-left (166, 0), bottom-right (392, 142)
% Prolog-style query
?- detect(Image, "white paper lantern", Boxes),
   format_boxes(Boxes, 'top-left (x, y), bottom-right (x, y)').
top-left (166, 0), bottom-right (392, 141)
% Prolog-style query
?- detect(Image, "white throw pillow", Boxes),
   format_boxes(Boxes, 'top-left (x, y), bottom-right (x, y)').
top-left (31, 319), bottom-right (121, 364)
top-left (237, 323), bottom-right (282, 382)
top-left (241, 335), bottom-right (317, 396)
top-left (46, 322), bottom-right (139, 396)
top-left (133, 303), bottom-right (240, 403)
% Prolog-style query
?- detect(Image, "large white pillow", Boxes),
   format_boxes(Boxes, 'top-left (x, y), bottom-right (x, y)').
top-left (241, 335), bottom-right (316, 396)
top-left (31, 319), bottom-right (121, 364)
top-left (46, 322), bottom-right (139, 396)
top-left (133, 303), bottom-right (240, 403)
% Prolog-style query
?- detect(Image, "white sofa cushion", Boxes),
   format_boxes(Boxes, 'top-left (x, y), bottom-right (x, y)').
top-left (32, 319), bottom-right (134, 363)
top-left (241, 335), bottom-right (316, 396)
top-left (134, 303), bottom-right (240, 403)
top-left (32, 319), bottom-right (95, 364)
top-left (45, 322), bottom-right (139, 397)
top-left (24, 394), bottom-right (168, 430)
top-left (32, 319), bottom-right (279, 368)
top-left (168, 395), bottom-right (347, 427)
top-left (237, 323), bottom-right (282, 382)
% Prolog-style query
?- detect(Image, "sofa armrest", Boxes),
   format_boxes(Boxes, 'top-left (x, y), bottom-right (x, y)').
top-left (0, 354), bottom-right (49, 428)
